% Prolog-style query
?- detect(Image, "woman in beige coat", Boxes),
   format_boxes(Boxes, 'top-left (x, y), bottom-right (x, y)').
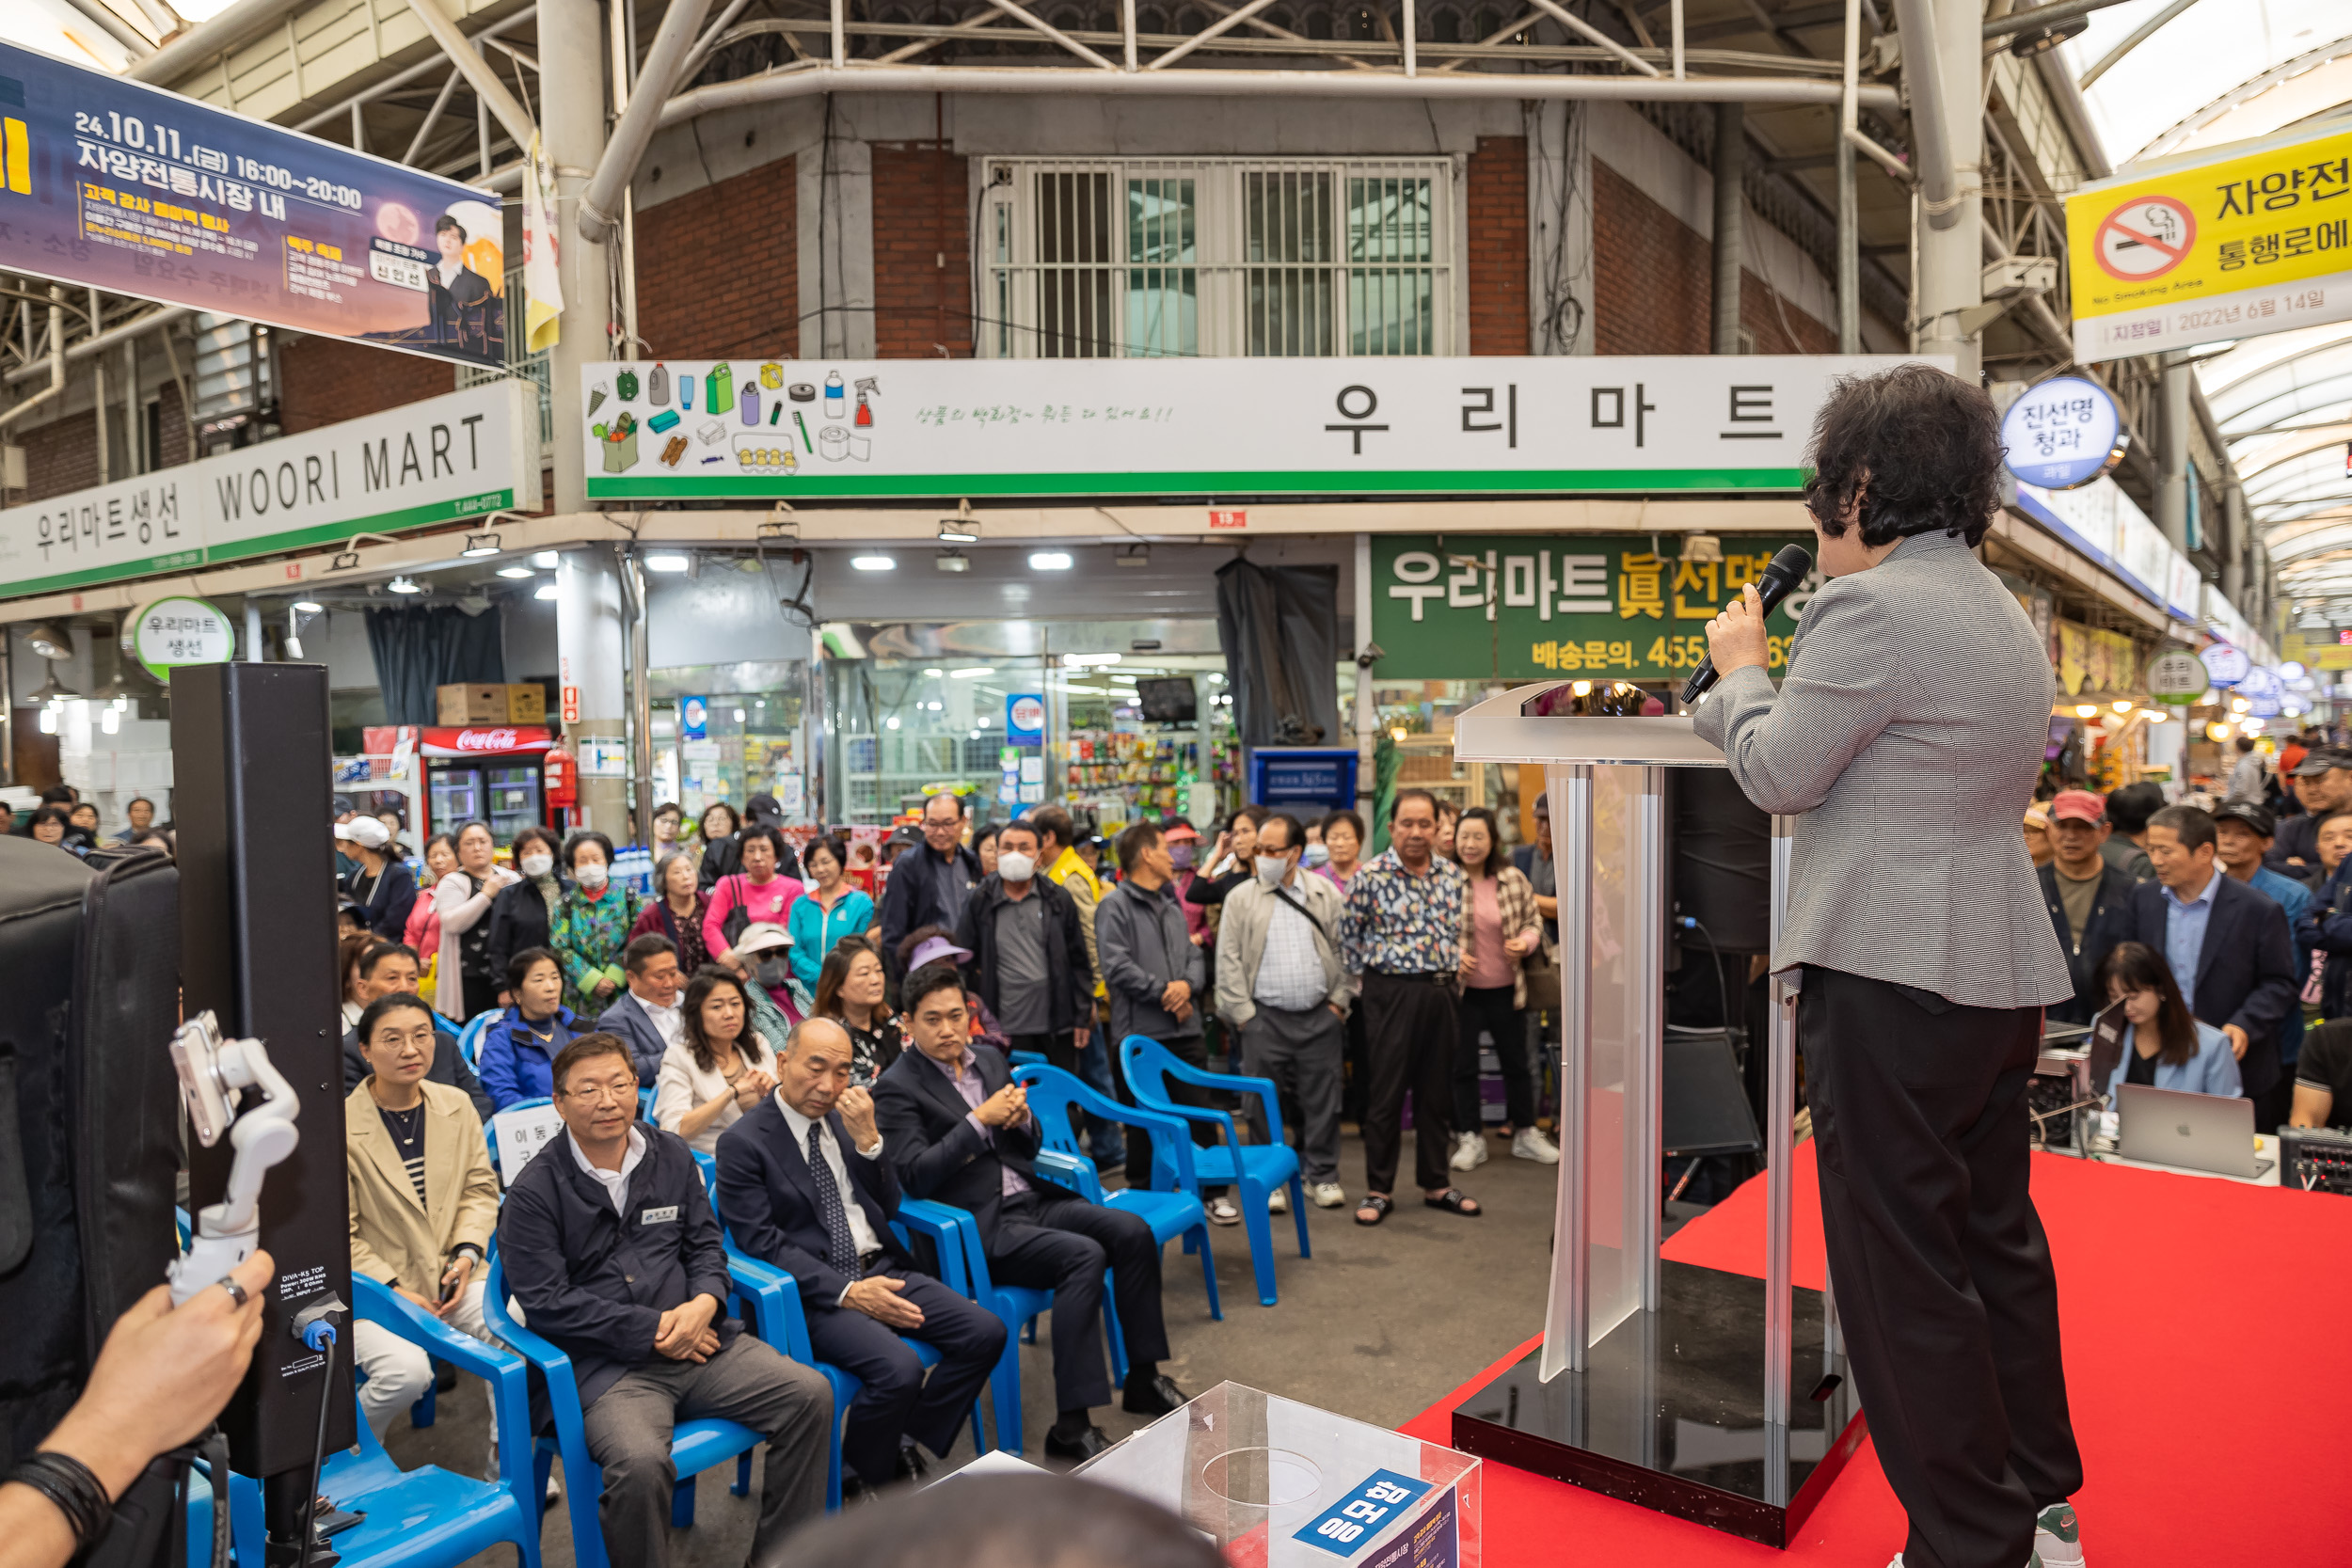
top-left (346, 991), bottom-right (502, 1439)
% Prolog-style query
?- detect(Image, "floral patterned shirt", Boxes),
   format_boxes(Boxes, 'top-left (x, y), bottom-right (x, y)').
top-left (1340, 847), bottom-right (1468, 976)
top-left (550, 886), bottom-right (636, 1020)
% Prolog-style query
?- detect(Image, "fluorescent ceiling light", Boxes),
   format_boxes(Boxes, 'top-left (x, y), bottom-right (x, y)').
top-left (950, 667), bottom-right (993, 678)
top-left (924, 667), bottom-right (946, 677)
top-left (1066, 652), bottom-right (1120, 666)
top-left (460, 532), bottom-right (502, 558)
top-left (938, 519), bottom-right (979, 544)
top-left (497, 565), bottom-right (535, 579)
top-left (851, 554), bottom-right (897, 572)
top-left (1028, 551), bottom-right (1073, 571)
top-left (387, 576), bottom-right (423, 594)
top-left (531, 550), bottom-right (560, 568)
top-left (645, 553), bottom-right (691, 573)
top-left (534, 582), bottom-right (560, 600)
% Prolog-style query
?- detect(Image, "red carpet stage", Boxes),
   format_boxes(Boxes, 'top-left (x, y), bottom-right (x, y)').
top-left (1404, 1143), bottom-right (2352, 1565)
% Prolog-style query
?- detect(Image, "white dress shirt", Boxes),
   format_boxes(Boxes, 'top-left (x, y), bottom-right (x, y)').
top-left (565, 1124), bottom-right (647, 1213)
top-left (636, 992), bottom-right (685, 1052)
top-left (1253, 878), bottom-right (1328, 1012)
top-left (776, 1093), bottom-right (886, 1297)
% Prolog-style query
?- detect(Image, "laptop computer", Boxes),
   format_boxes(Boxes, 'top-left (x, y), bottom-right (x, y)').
top-left (2114, 1083), bottom-right (2273, 1180)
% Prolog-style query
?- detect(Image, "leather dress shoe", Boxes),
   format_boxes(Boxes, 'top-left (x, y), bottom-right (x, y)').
top-left (895, 1445), bottom-right (932, 1483)
top-left (1122, 1373), bottom-right (1186, 1418)
top-left (1043, 1424), bottom-right (1112, 1463)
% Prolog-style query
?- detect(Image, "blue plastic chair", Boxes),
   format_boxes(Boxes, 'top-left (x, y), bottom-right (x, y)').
top-left (1120, 1034), bottom-right (1309, 1307)
top-left (1006, 1049), bottom-right (1047, 1069)
top-left (457, 1009), bottom-right (499, 1072)
top-left (183, 1459), bottom-right (262, 1568)
top-left (310, 1280), bottom-right (541, 1568)
top-left (1014, 1063), bottom-right (1221, 1322)
top-left (482, 1253), bottom-right (762, 1568)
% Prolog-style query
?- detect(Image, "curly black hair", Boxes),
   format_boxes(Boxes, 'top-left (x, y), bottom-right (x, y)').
top-left (1802, 363), bottom-right (2004, 548)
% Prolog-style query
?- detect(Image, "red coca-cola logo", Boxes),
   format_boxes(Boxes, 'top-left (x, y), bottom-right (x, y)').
top-left (454, 728), bottom-right (518, 751)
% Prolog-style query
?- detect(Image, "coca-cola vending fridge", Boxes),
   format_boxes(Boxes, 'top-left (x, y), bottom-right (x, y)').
top-left (419, 725), bottom-right (560, 840)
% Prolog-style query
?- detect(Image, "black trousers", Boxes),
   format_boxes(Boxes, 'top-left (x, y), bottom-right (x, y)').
top-left (1360, 971), bottom-right (1457, 1195)
top-left (802, 1260), bottom-right (1007, 1486)
top-left (987, 1186), bottom-right (1168, 1411)
top-left (1453, 984), bottom-right (1535, 1133)
top-left (1799, 967), bottom-right (2082, 1568)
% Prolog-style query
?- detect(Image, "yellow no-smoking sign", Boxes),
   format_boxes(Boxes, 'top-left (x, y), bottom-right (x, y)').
top-left (2067, 123), bottom-right (2352, 363)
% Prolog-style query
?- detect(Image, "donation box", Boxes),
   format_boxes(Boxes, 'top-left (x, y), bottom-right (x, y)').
top-left (1080, 1383), bottom-right (1480, 1568)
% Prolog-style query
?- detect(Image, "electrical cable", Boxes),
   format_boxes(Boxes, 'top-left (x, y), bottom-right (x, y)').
top-left (294, 1325), bottom-right (339, 1566)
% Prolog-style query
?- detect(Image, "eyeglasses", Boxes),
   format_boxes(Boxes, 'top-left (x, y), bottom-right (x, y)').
top-left (564, 1079), bottom-right (639, 1104)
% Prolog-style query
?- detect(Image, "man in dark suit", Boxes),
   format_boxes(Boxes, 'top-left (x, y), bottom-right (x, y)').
top-left (872, 962), bottom-right (1183, 1460)
top-left (715, 1017), bottom-right (1005, 1495)
top-left (596, 934), bottom-right (687, 1085)
top-left (2038, 791), bottom-right (2137, 1025)
top-left (2129, 804), bottom-right (2298, 1122)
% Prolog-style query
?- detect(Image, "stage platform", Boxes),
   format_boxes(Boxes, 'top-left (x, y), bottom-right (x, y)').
top-left (1404, 1142), bottom-right (2352, 1565)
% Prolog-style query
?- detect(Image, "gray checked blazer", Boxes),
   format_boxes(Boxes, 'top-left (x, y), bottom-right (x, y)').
top-left (1692, 527), bottom-right (2074, 1011)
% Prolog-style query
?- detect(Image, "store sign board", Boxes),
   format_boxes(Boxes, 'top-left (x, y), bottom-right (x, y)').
top-left (2237, 665), bottom-right (2284, 717)
top-left (2147, 649), bottom-right (2207, 703)
top-left (0, 382), bottom-right (535, 600)
top-left (2010, 477), bottom-right (2201, 621)
top-left (2200, 642), bottom-right (2251, 686)
top-left (1367, 533), bottom-right (1812, 682)
top-left (2065, 122), bottom-right (2352, 363)
top-left (130, 594), bottom-right (233, 679)
top-left (579, 356), bottom-right (1942, 500)
top-left (1007, 693), bottom-right (1045, 744)
top-left (2000, 376), bottom-right (2125, 490)
top-left (418, 725), bottom-right (554, 756)
top-left (0, 41), bottom-right (507, 370)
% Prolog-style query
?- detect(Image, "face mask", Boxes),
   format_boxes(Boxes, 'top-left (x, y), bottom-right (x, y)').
top-left (519, 853), bottom-right (554, 879)
top-left (997, 851), bottom-right (1036, 883)
top-left (1168, 843), bottom-right (1196, 870)
top-left (577, 863), bottom-right (609, 891)
top-left (1254, 855), bottom-right (1288, 886)
top-left (1302, 843), bottom-right (1330, 867)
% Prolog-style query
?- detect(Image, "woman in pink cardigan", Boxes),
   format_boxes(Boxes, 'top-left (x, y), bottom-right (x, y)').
top-left (702, 824), bottom-right (804, 1016)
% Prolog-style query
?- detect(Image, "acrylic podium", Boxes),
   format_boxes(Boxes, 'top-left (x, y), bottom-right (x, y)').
top-left (1443, 681), bottom-right (1866, 1547)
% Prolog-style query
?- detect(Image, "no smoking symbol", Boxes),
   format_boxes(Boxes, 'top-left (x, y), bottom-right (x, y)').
top-left (2095, 196), bottom-right (2195, 282)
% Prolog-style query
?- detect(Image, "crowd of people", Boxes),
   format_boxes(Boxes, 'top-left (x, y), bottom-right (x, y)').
top-left (10, 783), bottom-right (174, 858)
top-left (2032, 731), bottom-right (2352, 1135)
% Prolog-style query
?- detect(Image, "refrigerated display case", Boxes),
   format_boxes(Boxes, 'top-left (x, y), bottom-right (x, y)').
top-left (418, 726), bottom-right (560, 839)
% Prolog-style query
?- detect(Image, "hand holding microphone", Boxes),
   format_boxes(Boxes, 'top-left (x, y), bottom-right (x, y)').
top-left (1685, 545), bottom-right (1813, 703)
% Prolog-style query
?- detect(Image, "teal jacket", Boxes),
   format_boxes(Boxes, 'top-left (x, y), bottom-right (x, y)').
top-left (787, 886), bottom-right (877, 993)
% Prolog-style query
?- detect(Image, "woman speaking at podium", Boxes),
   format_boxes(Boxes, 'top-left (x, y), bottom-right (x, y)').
top-left (1694, 364), bottom-right (2086, 1568)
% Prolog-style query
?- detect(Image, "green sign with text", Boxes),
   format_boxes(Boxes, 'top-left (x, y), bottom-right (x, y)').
top-left (1369, 534), bottom-right (1816, 683)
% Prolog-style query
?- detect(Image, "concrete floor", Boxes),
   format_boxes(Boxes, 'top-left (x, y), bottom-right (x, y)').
top-left (385, 1126), bottom-right (1562, 1567)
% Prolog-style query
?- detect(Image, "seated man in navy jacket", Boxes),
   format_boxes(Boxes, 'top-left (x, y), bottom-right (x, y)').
top-left (498, 1034), bottom-right (831, 1568)
top-left (716, 1017), bottom-right (1005, 1495)
top-left (872, 963), bottom-right (1184, 1461)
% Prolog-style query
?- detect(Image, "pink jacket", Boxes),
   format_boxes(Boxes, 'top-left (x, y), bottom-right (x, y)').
top-left (402, 889), bottom-right (440, 962)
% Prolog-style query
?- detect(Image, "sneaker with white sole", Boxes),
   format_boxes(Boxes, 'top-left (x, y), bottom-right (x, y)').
top-left (2034, 1503), bottom-right (2082, 1568)
top-left (1267, 1187), bottom-right (1289, 1213)
top-left (1888, 1548), bottom-right (2047, 1568)
top-left (1512, 1126), bottom-right (1561, 1164)
top-left (1449, 1131), bottom-right (1488, 1171)
top-left (1308, 1181), bottom-right (1347, 1209)
top-left (1206, 1196), bottom-right (1241, 1226)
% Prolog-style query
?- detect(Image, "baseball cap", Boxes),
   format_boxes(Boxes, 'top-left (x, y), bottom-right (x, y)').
top-left (2293, 747), bottom-right (2352, 777)
top-left (342, 816), bottom-right (390, 849)
top-left (2049, 790), bottom-right (2106, 825)
top-left (2214, 800), bottom-right (2277, 838)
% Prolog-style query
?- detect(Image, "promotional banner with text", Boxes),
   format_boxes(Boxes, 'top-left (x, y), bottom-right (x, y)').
top-left (578, 356), bottom-right (1938, 499)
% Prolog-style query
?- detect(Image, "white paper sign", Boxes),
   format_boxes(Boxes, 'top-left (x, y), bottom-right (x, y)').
top-left (492, 1101), bottom-right (566, 1187)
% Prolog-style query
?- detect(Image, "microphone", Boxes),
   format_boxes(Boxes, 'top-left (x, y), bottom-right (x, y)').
top-left (1680, 544), bottom-right (1813, 704)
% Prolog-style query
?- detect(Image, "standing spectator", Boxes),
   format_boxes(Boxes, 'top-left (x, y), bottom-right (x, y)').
top-left (2216, 800), bottom-right (2312, 1125)
top-left (1450, 807), bottom-right (1554, 1168)
top-left (1340, 789), bottom-right (1480, 1226)
top-left (595, 933), bottom-right (688, 1086)
top-left (551, 832), bottom-right (634, 1022)
top-left (339, 929), bottom-right (379, 1033)
top-left (2101, 783), bottom-right (2162, 882)
top-left (2023, 805), bottom-right (2054, 868)
top-left (814, 936), bottom-right (903, 1085)
top-left (1184, 807), bottom-right (1266, 914)
top-left (654, 967), bottom-right (779, 1157)
top-left (1033, 805), bottom-right (1105, 1006)
top-left (1215, 812), bottom-right (1352, 1211)
top-left (486, 826), bottom-right (565, 1001)
top-left (2268, 748), bottom-right (2352, 875)
top-left (341, 816), bottom-right (417, 941)
top-left (706, 826), bottom-right (807, 1014)
top-left (1096, 821), bottom-right (1213, 1199)
top-left (433, 820), bottom-right (517, 1021)
top-left (951, 818), bottom-right (1092, 1066)
top-left (2226, 737), bottom-right (2267, 804)
top-left (873, 963), bottom-right (1184, 1462)
top-left (403, 833), bottom-right (460, 974)
top-left (789, 834), bottom-right (878, 1001)
top-left (1162, 821), bottom-right (1211, 948)
top-left (972, 822), bottom-right (1003, 879)
top-left (2280, 731), bottom-right (2312, 794)
top-left (648, 801), bottom-right (684, 860)
top-left (713, 1016), bottom-right (1005, 1496)
top-left (877, 794), bottom-right (981, 966)
top-left (477, 948), bottom-right (578, 1112)
top-left (632, 850), bottom-right (712, 975)
top-left (2314, 807), bottom-right (2352, 891)
top-left (2126, 804), bottom-right (2296, 1125)
top-left (1434, 800), bottom-right (1461, 863)
top-left (2038, 790), bottom-right (2137, 1025)
top-left (696, 800), bottom-right (741, 890)
top-left (1318, 809), bottom-right (1366, 896)
top-left (1322, 807), bottom-right (1373, 1126)
top-left (2295, 807), bottom-right (2352, 1020)
top-left (345, 992), bottom-right (501, 1440)
top-left (2094, 942), bottom-right (2243, 1101)
top-left (110, 795), bottom-right (156, 846)
top-left (497, 1036), bottom-right (832, 1568)
top-left (896, 927), bottom-right (1009, 1054)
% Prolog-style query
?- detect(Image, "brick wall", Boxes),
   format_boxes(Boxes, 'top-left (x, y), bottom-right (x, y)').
top-left (871, 144), bottom-right (972, 358)
top-left (1591, 157), bottom-right (1831, 355)
top-left (1467, 136), bottom-right (1529, 355)
top-left (16, 381), bottom-right (192, 503)
top-left (635, 155), bottom-right (798, 359)
top-left (278, 336), bottom-right (453, 434)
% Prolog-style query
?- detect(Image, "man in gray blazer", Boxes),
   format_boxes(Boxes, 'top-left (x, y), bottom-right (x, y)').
top-left (1696, 365), bottom-right (2084, 1568)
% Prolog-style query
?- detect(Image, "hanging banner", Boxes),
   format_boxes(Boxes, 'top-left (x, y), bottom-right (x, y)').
top-left (1367, 533), bottom-right (1814, 682)
top-left (0, 381), bottom-right (537, 599)
top-left (0, 40), bottom-right (506, 369)
top-left (578, 355), bottom-right (1940, 499)
top-left (2066, 122), bottom-right (2352, 363)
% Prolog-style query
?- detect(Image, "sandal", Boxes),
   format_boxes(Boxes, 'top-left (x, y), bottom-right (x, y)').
top-left (1354, 1194), bottom-right (1393, 1226)
top-left (1424, 1188), bottom-right (1482, 1217)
